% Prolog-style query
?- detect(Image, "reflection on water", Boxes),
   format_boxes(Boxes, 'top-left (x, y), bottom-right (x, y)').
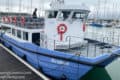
top-left (80, 26), bottom-right (120, 80)
top-left (81, 58), bottom-right (120, 80)
top-left (85, 26), bottom-right (120, 46)
top-left (81, 67), bottom-right (111, 80)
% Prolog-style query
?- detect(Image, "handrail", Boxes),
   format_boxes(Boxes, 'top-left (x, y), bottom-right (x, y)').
top-left (1, 16), bottom-right (45, 29)
top-left (65, 36), bottom-right (83, 41)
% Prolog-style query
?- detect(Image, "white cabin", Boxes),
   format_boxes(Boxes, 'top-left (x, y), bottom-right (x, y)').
top-left (0, 3), bottom-right (90, 50)
top-left (44, 4), bottom-right (90, 50)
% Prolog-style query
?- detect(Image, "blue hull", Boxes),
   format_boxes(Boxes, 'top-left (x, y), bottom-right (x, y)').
top-left (90, 23), bottom-right (103, 27)
top-left (1, 35), bottom-right (120, 80)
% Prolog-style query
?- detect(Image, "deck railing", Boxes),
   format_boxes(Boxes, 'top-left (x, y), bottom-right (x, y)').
top-left (1, 16), bottom-right (45, 29)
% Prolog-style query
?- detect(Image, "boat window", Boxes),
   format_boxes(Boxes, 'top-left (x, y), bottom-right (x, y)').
top-left (12, 29), bottom-right (16, 36)
top-left (48, 11), bottom-right (58, 18)
top-left (2, 27), bottom-right (11, 33)
top-left (17, 30), bottom-right (21, 38)
top-left (23, 32), bottom-right (28, 40)
top-left (72, 12), bottom-right (86, 20)
top-left (58, 11), bottom-right (71, 20)
top-left (32, 33), bottom-right (40, 46)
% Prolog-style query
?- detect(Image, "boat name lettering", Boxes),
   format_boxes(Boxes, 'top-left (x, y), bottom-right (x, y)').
top-left (51, 59), bottom-right (69, 65)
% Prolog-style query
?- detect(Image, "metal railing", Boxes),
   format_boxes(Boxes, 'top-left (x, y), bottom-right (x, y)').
top-left (1, 16), bottom-right (45, 29)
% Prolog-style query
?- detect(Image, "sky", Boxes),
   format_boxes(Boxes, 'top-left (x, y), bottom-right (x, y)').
top-left (0, 0), bottom-right (120, 19)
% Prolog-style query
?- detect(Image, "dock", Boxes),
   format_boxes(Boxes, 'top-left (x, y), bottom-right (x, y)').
top-left (0, 44), bottom-right (50, 80)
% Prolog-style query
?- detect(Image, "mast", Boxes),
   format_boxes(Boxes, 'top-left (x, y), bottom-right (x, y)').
top-left (96, 0), bottom-right (100, 19)
top-left (6, 0), bottom-right (10, 12)
top-left (10, 0), bottom-right (13, 12)
top-left (50, 0), bottom-right (65, 8)
top-left (19, 0), bottom-right (22, 12)
top-left (30, 0), bottom-right (32, 13)
top-left (104, 0), bottom-right (107, 20)
top-left (39, 0), bottom-right (45, 17)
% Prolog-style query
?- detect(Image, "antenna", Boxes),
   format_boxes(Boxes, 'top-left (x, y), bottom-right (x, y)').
top-left (39, 0), bottom-right (45, 17)
top-left (19, 0), bottom-right (22, 12)
top-left (104, 0), bottom-right (107, 20)
top-left (10, 0), bottom-right (13, 12)
top-left (6, 0), bottom-right (10, 12)
top-left (50, 0), bottom-right (65, 8)
top-left (30, 0), bottom-right (32, 13)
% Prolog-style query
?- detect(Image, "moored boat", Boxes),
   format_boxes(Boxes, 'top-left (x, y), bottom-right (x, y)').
top-left (0, 0), bottom-right (120, 80)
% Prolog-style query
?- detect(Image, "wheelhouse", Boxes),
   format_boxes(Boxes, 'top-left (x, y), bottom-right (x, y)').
top-left (45, 7), bottom-right (90, 21)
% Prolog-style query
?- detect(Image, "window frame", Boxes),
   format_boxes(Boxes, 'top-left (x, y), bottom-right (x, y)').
top-left (17, 30), bottom-right (21, 38)
top-left (23, 31), bottom-right (28, 41)
top-left (12, 28), bottom-right (16, 36)
top-left (72, 12), bottom-right (87, 20)
top-left (47, 11), bottom-right (58, 18)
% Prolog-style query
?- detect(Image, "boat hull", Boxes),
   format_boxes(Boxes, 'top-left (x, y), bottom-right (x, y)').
top-left (0, 35), bottom-right (93, 80)
top-left (1, 34), bottom-right (120, 80)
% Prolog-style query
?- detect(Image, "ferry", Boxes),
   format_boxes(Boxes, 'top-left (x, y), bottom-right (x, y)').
top-left (0, 0), bottom-right (120, 80)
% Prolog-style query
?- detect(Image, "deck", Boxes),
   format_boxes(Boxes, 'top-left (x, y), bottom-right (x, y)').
top-left (56, 38), bottom-right (119, 58)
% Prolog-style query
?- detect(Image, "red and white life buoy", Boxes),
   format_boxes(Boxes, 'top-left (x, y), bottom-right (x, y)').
top-left (57, 24), bottom-right (67, 41)
top-left (21, 16), bottom-right (25, 26)
top-left (57, 24), bottom-right (67, 34)
top-left (2, 16), bottom-right (6, 23)
top-left (12, 16), bottom-right (17, 24)
top-left (7, 16), bottom-right (11, 23)
top-left (82, 23), bottom-right (86, 32)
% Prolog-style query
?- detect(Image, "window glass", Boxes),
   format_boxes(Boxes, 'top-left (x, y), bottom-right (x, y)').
top-left (48, 11), bottom-right (58, 18)
top-left (23, 32), bottom-right (28, 40)
top-left (32, 33), bottom-right (40, 46)
top-left (1, 27), bottom-right (11, 34)
top-left (58, 11), bottom-right (71, 20)
top-left (72, 12), bottom-right (86, 19)
top-left (17, 30), bottom-right (21, 38)
top-left (12, 29), bottom-right (15, 36)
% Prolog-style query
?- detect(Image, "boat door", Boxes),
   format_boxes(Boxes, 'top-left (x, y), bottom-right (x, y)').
top-left (32, 33), bottom-right (40, 46)
top-left (32, 32), bottom-right (47, 47)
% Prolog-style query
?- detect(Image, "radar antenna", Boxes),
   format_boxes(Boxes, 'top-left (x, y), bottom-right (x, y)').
top-left (50, 0), bottom-right (65, 8)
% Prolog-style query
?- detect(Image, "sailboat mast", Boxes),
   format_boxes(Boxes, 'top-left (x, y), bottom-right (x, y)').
top-left (104, 0), bottom-right (107, 20)
top-left (30, 0), bottom-right (32, 13)
top-left (19, 0), bottom-right (22, 12)
top-left (97, 0), bottom-right (100, 19)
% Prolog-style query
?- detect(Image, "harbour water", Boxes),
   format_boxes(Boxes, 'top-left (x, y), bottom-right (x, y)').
top-left (85, 26), bottom-right (120, 46)
top-left (81, 58), bottom-right (120, 80)
top-left (80, 25), bottom-right (120, 80)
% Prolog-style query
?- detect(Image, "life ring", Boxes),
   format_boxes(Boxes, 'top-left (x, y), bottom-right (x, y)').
top-left (7, 16), bottom-right (11, 23)
top-left (82, 23), bottom-right (86, 32)
top-left (12, 16), bottom-right (17, 24)
top-left (21, 16), bottom-right (25, 26)
top-left (57, 24), bottom-right (67, 41)
top-left (2, 17), bottom-right (6, 23)
top-left (57, 24), bottom-right (67, 34)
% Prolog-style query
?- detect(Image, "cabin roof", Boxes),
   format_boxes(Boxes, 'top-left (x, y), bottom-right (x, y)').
top-left (46, 4), bottom-right (90, 12)
top-left (0, 12), bottom-right (31, 17)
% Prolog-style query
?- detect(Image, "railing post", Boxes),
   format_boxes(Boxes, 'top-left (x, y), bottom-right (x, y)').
top-left (68, 37), bottom-right (71, 49)
top-left (86, 43), bottom-right (89, 57)
top-left (54, 40), bottom-right (56, 50)
top-left (118, 35), bottom-right (120, 46)
top-left (94, 44), bottom-right (97, 57)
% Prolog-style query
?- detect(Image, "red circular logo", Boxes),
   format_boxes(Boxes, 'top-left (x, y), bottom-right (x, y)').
top-left (57, 24), bottom-right (67, 41)
top-left (57, 24), bottom-right (67, 34)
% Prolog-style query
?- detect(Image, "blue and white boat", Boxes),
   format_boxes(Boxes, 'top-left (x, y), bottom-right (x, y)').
top-left (0, 0), bottom-right (120, 80)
